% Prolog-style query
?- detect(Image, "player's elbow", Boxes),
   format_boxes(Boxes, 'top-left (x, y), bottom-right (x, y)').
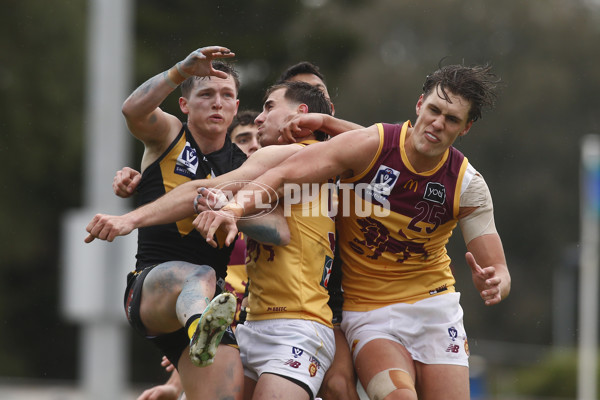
top-left (121, 96), bottom-right (147, 126)
top-left (277, 228), bottom-right (290, 246)
top-left (121, 97), bottom-right (135, 119)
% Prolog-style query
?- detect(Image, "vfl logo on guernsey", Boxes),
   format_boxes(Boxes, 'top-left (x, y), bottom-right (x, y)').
top-left (174, 142), bottom-right (198, 178)
top-left (424, 182), bottom-right (446, 204)
top-left (367, 165), bottom-right (400, 202)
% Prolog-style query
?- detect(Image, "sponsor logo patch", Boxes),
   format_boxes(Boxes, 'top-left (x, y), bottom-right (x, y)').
top-left (429, 284), bottom-right (448, 295)
top-left (423, 182), bottom-right (446, 204)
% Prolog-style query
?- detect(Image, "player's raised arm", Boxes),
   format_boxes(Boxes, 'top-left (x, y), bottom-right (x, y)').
top-left (122, 46), bottom-right (235, 148)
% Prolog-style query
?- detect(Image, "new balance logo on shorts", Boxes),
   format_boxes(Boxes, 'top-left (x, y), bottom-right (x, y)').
top-left (284, 359), bottom-right (301, 368)
top-left (446, 344), bottom-right (460, 353)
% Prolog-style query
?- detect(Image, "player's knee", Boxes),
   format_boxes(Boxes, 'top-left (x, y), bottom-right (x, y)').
top-left (318, 372), bottom-right (354, 400)
top-left (186, 264), bottom-right (216, 288)
top-left (366, 368), bottom-right (416, 400)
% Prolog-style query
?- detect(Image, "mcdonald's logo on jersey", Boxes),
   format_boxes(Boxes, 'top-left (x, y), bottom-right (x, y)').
top-left (403, 179), bottom-right (418, 192)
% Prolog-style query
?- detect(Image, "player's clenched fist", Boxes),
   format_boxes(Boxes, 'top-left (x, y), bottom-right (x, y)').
top-left (85, 214), bottom-right (135, 243)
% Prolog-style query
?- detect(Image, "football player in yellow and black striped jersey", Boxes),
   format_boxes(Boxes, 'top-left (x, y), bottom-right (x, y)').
top-left (85, 46), bottom-right (246, 400)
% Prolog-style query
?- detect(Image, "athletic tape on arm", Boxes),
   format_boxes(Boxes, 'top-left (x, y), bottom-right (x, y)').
top-left (458, 172), bottom-right (497, 244)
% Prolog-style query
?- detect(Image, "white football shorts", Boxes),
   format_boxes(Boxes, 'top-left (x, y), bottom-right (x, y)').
top-left (236, 318), bottom-right (335, 398)
top-left (342, 292), bottom-right (469, 366)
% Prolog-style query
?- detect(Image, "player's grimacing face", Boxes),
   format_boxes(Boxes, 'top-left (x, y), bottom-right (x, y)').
top-left (412, 88), bottom-right (472, 158)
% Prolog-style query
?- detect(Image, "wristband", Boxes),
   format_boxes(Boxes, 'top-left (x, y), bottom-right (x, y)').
top-left (166, 66), bottom-right (187, 88)
top-left (163, 70), bottom-right (179, 89)
top-left (175, 62), bottom-right (192, 79)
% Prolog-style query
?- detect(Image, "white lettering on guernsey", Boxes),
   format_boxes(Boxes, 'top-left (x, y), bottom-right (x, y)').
top-left (204, 180), bottom-right (393, 219)
top-left (283, 183), bottom-right (390, 218)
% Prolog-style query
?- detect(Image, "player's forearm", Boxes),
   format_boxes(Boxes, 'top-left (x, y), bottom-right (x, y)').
top-left (232, 169), bottom-right (285, 217)
top-left (238, 207), bottom-right (290, 246)
top-left (233, 156), bottom-right (329, 216)
top-left (130, 182), bottom-right (200, 228)
top-left (165, 370), bottom-right (183, 392)
top-left (315, 115), bottom-right (363, 137)
top-left (122, 65), bottom-right (186, 122)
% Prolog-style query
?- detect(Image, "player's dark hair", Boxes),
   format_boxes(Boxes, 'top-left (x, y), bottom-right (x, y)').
top-left (422, 62), bottom-right (500, 122)
top-left (275, 61), bottom-right (326, 85)
top-left (227, 110), bottom-right (259, 137)
top-left (180, 61), bottom-right (240, 98)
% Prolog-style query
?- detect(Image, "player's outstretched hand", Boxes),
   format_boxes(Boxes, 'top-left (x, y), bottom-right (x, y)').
top-left (193, 187), bottom-right (229, 214)
top-left (85, 214), bottom-right (135, 243)
top-left (193, 209), bottom-right (239, 248)
top-left (177, 46), bottom-right (235, 80)
top-left (465, 251), bottom-right (504, 306)
top-left (113, 167), bottom-right (141, 198)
